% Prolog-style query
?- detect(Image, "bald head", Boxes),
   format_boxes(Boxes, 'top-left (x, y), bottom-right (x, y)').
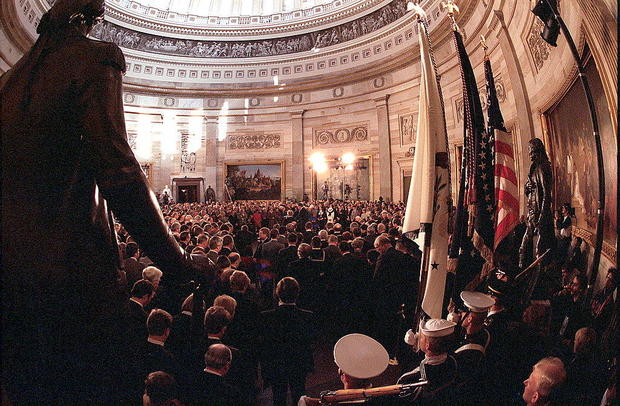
top-left (204, 343), bottom-right (232, 373)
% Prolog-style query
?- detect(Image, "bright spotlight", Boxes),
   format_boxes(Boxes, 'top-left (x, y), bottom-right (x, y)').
top-left (341, 152), bottom-right (356, 165)
top-left (314, 161), bottom-right (328, 173)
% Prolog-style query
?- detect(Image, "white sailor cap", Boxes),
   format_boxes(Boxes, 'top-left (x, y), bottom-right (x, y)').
top-left (404, 329), bottom-right (417, 345)
top-left (460, 291), bottom-right (495, 313)
top-left (419, 318), bottom-right (456, 337)
top-left (334, 334), bottom-right (389, 379)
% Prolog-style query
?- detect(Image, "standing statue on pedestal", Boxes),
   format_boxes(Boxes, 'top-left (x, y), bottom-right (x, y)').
top-left (205, 185), bottom-right (216, 202)
top-left (322, 181), bottom-right (329, 200)
top-left (519, 138), bottom-right (556, 269)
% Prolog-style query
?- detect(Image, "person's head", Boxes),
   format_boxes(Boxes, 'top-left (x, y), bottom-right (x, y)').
top-left (328, 235), bottom-right (339, 246)
top-left (204, 344), bottom-right (232, 375)
top-left (229, 270), bottom-right (251, 293)
top-left (228, 252), bottom-right (241, 267)
top-left (125, 242), bottom-right (140, 259)
top-left (311, 236), bottom-right (322, 249)
top-left (339, 241), bottom-right (351, 254)
top-left (143, 371), bottom-right (178, 406)
top-left (528, 138), bottom-right (549, 164)
top-left (258, 227), bottom-right (270, 240)
top-left (142, 266), bottom-right (163, 291)
top-left (270, 229), bottom-right (279, 240)
top-left (522, 357), bottom-right (566, 406)
top-left (39, 0), bottom-right (105, 37)
top-left (297, 243), bottom-right (312, 259)
top-left (573, 327), bottom-right (597, 355)
top-left (605, 267), bottom-right (618, 290)
top-left (522, 304), bottom-right (551, 335)
top-left (287, 232), bottom-right (298, 246)
top-left (147, 309), bottom-right (173, 340)
top-left (276, 277), bottom-right (300, 304)
top-left (351, 237), bottom-right (365, 253)
top-left (418, 319), bottom-right (455, 356)
top-left (179, 231), bottom-right (191, 244)
top-left (318, 229), bottom-right (328, 240)
top-left (181, 293), bottom-right (203, 313)
top-left (196, 234), bottom-right (209, 248)
top-left (570, 274), bottom-right (587, 297)
top-left (305, 221), bottom-right (312, 231)
top-left (213, 295), bottom-right (237, 319)
top-left (561, 203), bottom-right (571, 216)
top-left (215, 255), bottom-right (231, 271)
top-left (373, 235), bottom-right (392, 255)
top-left (131, 280), bottom-right (155, 305)
top-left (203, 306), bottom-right (231, 336)
top-left (209, 236), bottom-right (223, 252)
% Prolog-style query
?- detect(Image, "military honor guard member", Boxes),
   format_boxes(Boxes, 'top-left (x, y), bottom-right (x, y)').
top-left (452, 291), bottom-right (495, 404)
top-left (297, 333), bottom-right (389, 406)
top-left (398, 319), bottom-right (458, 405)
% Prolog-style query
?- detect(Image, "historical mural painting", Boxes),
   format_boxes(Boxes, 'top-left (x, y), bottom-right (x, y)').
top-left (547, 57), bottom-right (617, 246)
top-left (225, 163), bottom-right (283, 201)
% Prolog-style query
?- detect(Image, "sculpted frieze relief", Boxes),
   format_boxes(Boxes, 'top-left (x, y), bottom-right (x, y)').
top-left (90, 0), bottom-right (412, 58)
top-left (227, 134), bottom-right (281, 150)
top-left (314, 126), bottom-right (368, 147)
top-left (399, 113), bottom-right (417, 145)
top-left (454, 77), bottom-right (506, 123)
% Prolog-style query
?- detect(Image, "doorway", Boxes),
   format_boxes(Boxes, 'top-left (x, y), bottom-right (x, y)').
top-left (172, 177), bottom-right (203, 203)
top-left (177, 185), bottom-right (198, 203)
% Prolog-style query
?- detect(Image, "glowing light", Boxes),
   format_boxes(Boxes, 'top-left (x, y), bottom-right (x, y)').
top-left (310, 152), bottom-right (328, 173)
top-left (272, 75), bottom-right (279, 86)
top-left (135, 114), bottom-right (153, 160)
top-left (217, 101), bottom-right (229, 141)
top-left (407, 1), bottom-right (415, 10)
top-left (345, 164), bottom-right (354, 170)
top-left (273, 96), bottom-right (279, 102)
top-left (341, 152), bottom-right (356, 165)
top-left (161, 113), bottom-right (178, 156)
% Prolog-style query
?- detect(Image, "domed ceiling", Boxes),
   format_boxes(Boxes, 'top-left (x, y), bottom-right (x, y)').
top-left (11, 0), bottom-right (485, 90)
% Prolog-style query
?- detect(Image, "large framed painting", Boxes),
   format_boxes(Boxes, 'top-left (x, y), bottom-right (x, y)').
top-left (224, 162), bottom-right (284, 201)
top-left (546, 55), bottom-right (617, 247)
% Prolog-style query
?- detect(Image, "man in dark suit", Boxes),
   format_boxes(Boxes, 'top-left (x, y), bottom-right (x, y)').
top-left (277, 233), bottom-right (300, 276)
top-left (331, 239), bottom-right (373, 335)
top-left (123, 242), bottom-right (146, 289)
top-left (323, 234), bottom-right (342, 265)
top-left (372, 235), bottom-right (418, 357)
top-left (286, 243), bottom-right (324, 312)
top-left (302, 221), bottom-right (316, 244)
top-left (220, 234), bottom-right (235, 257)
top-left (260, 229), bottom-right (286, 269)
top-left (139, 309), bottom-right (181, 383)
top-left (187, 343), bottom-right (246, 406)
top-left (260, 277), bottom-right (316, 406)
top-left (128, 280), bottom-right (155, 349)
top-left (235, 225), bottom-right (255, 256)
top-left (207, 236), bottom-right (223, 264)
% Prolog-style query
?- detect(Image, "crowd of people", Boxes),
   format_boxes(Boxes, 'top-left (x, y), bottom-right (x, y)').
top-left (114, 199), bottom-right (616, 406)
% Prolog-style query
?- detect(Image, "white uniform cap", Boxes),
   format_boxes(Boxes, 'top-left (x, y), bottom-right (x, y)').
top-left (333, 334), bottom-right (389, 379)
top-left (460, 291), bottom-right (495, 313)
top-left (419, 318), bottom-right (456, 337)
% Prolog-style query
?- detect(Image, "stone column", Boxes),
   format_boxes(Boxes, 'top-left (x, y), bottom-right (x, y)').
top-left (492, 10), bottom-right (536, 213)
top-left (291, 110), bottom-right (305, 201)
top-left (204, 115), bottom-right (220, 200)
top-left (374, 95), bottom-right (393, 201)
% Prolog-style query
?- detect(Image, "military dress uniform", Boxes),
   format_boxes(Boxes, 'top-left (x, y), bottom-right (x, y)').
top-left (397, 319), bottom-right (458, 405)
top-left (453, 291), bottom-right (495, 405)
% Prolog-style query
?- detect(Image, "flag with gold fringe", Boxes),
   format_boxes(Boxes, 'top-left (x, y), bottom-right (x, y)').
top-left (402, 8), bottom-right (451, 319)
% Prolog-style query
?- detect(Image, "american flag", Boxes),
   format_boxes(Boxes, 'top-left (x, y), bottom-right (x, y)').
top-left (485, 58), bottom-right (519, 248)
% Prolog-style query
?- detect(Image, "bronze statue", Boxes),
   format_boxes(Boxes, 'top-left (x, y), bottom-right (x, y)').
top-left (1, 1), bottom-right (193, 403)
top-left (519, 138), bottom-right (556, 269)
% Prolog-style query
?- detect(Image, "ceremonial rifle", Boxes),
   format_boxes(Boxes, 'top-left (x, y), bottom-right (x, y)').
top-left (303, 380), bottom-right (428, 405)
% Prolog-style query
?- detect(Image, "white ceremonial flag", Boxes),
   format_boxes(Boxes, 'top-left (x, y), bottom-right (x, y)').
top-left (402, 15), bottom-right (451, 319)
